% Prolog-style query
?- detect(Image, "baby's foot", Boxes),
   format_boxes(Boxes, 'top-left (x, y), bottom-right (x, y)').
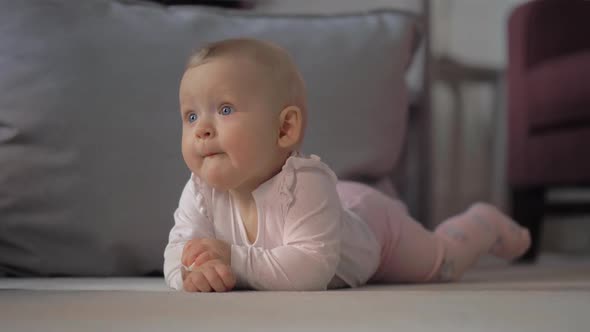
top-left (467, 203), bottom-right (531, 260)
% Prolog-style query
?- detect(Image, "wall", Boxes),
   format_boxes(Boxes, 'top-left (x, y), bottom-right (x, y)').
top-left (254, 0), bottom-right (422, 14)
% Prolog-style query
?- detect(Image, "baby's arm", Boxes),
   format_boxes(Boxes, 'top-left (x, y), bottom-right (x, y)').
top-left (231, 167), bottom-right (342, 291)
top-left (163, 179), bottom-right (216, 290)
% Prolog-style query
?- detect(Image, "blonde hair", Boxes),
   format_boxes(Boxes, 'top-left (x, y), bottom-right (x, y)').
top-left (186, 38), bottom-right (308, 145)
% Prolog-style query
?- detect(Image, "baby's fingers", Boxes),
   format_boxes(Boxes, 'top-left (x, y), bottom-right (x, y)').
top-left (183, 271), bottom-right (212, 293)
top-left (203, 267), bottom-right (228, 292)
top-left (193, 251), bottom-right (214, 268)
top-left (214, 264), bottom-right (236, 291)
top-left (182, 242), bottom-right (205, 267)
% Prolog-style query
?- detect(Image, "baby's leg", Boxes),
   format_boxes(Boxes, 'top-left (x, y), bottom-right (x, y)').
top-left (371, 204), bottom-right (448, 283)
top-left (433, 202), bottom-right (531, 280)
top-left (386, 202), bottom-right (531, 282)
top-left (338, 181), bottom-right (530, 283)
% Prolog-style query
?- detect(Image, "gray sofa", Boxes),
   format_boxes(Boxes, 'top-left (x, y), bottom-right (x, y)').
top-left (0, 0), bottom-right (424, 278)
top-left (0, 0), bottom-right (439, 330)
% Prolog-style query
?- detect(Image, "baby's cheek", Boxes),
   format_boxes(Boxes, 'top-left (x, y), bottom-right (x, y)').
top-left (225, 135), bottom-right (253, 161)
top-left (223, 126), bottom-right (273, 169)
top-left (181, 142), bottom-right (201, 171)
top-left (228, 149), bottom-right (251, 171)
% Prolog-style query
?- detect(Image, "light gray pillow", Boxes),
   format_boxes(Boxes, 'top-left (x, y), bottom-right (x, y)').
top-left (0, 0), bottom-right (419, 276)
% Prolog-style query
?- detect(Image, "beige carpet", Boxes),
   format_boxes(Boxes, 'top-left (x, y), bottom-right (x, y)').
top-left (1, 254), bottom-right (589, 332)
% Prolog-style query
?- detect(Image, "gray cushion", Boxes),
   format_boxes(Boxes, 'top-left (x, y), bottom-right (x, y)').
top-left (0, 0), bottom-right (418, 276)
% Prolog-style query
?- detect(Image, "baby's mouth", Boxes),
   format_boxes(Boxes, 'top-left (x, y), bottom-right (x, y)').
top-left (202, 152), bottom-right (222, 158)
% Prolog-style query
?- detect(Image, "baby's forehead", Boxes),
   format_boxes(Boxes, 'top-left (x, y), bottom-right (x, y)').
top-left (216, 52), bottom-right (289, 79)
top-left (199, 55), bottom-right (289, 86)
top-left (188, 57), bottom-right (273, 86)
top-left (180, 58), bottom-right (281, 101)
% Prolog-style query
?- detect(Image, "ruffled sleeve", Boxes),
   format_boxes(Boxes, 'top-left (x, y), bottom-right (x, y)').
top-left (279, 154), bottom-right (337, 213)
top-left (163, 174), bottom-right (215, 290)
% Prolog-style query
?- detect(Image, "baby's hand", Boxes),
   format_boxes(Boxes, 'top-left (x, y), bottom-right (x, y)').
top-left (182, 238), bottom-right (231, 268)
top-left (182, 259), bottom-right (236, 292)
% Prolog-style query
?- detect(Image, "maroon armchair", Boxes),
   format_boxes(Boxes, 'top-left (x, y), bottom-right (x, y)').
top-left (507, 0), bottom-right (590, 262)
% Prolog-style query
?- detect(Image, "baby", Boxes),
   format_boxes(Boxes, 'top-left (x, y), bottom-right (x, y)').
top-left (163, 38), bottom-right (531, 292)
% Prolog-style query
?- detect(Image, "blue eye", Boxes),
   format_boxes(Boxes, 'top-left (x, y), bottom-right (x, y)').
top-left (188, 113), bottom-right (198, 123)
top-left (220, 106), bottom-right (234, 116)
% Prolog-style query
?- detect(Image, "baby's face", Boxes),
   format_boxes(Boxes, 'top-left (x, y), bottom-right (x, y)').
top-left (179, 57), bottom-right (284, 192)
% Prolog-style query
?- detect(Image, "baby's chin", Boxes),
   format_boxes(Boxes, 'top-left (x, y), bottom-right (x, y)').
top-left (197, 172), bottom-right (236, 191)
top-left (205, 181), bottom-right (232, 192)
top-left (190, 158), bottom-right (246, 191)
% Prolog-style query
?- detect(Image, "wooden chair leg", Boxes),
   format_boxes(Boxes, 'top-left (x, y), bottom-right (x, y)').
top-left (510, 187), bottom-right (545, 263)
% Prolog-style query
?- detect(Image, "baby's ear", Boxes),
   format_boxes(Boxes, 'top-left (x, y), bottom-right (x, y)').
top-left (277, 105), bottom-right (303, 149)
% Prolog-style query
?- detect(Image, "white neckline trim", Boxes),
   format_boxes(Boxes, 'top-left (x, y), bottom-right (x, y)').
top-left (230, 194), bottom-right (260, 247)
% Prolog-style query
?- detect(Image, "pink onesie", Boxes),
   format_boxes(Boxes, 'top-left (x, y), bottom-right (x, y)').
top-left (164, 153), bottom-right (530, 290)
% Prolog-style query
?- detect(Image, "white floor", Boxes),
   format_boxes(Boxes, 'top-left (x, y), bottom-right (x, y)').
top-left (1, 254), bottom-right (589, 332)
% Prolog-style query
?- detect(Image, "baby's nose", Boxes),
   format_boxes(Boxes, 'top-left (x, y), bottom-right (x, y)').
top-left (195, 126), bottom-right (215, 139)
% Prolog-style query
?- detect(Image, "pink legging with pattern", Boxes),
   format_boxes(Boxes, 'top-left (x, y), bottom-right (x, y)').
top-left (336, 181), bottom-right (531, 283)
